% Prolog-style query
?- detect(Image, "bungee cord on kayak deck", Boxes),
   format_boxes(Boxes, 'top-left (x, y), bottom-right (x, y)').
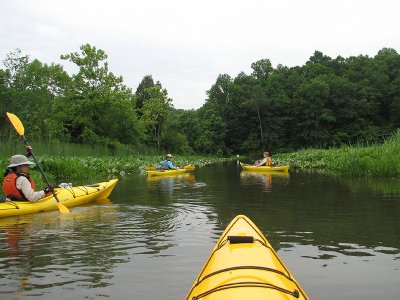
top-left (186, 215), bottom-right (309, 300)
top-left (191, 282), bottom-right (300, 299)
top-left (64, 185), bottom-right (100, 198)
top-left (194, 265), bottom-right (295, 286)
top-left (0, 200), bottom-right (20, 210)
top-left (0, 180), bottom-right (118, 218)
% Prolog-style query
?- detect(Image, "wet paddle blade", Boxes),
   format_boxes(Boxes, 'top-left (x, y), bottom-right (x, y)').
top-left (57, 202), bottom-right (70, 214)
top-left (6, 112), bottom-right (25, 136)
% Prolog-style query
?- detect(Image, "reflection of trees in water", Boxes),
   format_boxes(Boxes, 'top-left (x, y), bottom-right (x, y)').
top-left (339, 177), bottom-right (400, 199)
top-left (0, 199), bottom-right (122, 295)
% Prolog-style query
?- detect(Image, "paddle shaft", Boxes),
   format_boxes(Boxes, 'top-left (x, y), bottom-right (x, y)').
top-left (21, 136), bottom-right (61, 203)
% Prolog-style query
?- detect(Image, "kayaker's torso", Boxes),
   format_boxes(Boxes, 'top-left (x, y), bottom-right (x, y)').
top-left (3, 173), bottom-right (43, 201)
top-left (258, 157), bottom-right (271, 166)
top-left (160, 159), bottom-right (175, 169)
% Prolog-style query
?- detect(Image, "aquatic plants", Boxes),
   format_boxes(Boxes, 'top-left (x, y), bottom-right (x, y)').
top-left (274, 130), bottom-right (400, 177)
top-left (0, 155), bottom-right (228, 188)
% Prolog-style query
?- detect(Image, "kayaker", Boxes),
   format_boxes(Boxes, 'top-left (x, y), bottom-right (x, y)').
top-left (3, 149), bottom-right (52, 201)
top-left (254, 152), bottom-right (272, 167)
top-left (159, 154), bottom-right (179, 170)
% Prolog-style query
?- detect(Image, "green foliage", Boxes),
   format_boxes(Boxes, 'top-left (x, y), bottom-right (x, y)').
top-left (0, 154), bottom-right (228, 188)
top-left (2, 46), bottom-right (400, 157)
top-left (135, 75), bottom-right (155, 112)
top-left (139, 85), bottom-right (172, 151)
top-left (274, 130), bottom-right (400, 177)
top-left (182, 48), bottom-right (400, 155)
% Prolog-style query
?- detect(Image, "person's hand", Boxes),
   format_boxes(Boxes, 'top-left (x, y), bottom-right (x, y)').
top-left (25, 146), bottom-right (33, 156)
top-left (43, 186), bottom-right (54, 195)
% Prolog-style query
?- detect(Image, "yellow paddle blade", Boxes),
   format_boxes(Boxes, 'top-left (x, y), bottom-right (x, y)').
top-left (57, 202), bottom-right (70, 214)
top-left (6, 112), bottom-right (25, 136)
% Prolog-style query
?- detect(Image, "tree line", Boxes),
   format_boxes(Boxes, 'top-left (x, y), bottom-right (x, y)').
top-left (1, 44), bottom-right (399, 156)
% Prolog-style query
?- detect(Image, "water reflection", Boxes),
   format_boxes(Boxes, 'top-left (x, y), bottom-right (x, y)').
top-left (1, 163), bottom-right (400, 300)
top-left (0, 198), bottom-right (121, 297)
top-left (146, 174), bottom-right (204, 196)
top-left (240, 170), bottom-right (290, 192)
top-left (339, 176), bottom-right (400, 199)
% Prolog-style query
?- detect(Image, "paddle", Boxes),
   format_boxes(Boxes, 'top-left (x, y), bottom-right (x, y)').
top-left (6, 112), bottom-right (70, 214)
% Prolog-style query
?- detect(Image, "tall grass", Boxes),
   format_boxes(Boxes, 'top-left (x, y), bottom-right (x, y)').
top-left (274, 130), bottom-right (400, 177)
top-left (0, 140), bottom-right (144, 157)
top-left (0, 154), bottom-right (227, 189)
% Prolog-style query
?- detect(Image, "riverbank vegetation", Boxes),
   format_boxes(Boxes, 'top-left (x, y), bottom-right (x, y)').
top-left (0, 154), bottom-right (227, 188)
top-left (1, 44), bottom-right (400, 177)
top-left (274, 130), bottom-right (400, 177)
top-left (2, 45), bottom-right (400, 156)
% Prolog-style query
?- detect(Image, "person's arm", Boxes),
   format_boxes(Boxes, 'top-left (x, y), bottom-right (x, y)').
top-left (16, 177), bottom-right (45, 202)
top-left (167, 161), bottom-right (176, 169)
top-left (256, 158), bottom-right (268, 166)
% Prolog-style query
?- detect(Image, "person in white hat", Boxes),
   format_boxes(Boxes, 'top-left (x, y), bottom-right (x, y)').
top-left (3, 153), bottom-right (51, 201)
top-left (159, 154), bottom-right (178, 170)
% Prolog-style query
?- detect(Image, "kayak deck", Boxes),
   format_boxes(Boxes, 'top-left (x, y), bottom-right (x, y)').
top-left (186, 215), bottom-right (309, 300)
top-left (0, 179), bottom-right (118, 218)
top-left (240, 162), bottom-right (289, 172)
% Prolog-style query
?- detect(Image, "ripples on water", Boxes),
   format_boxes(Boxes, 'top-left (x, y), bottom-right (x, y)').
top-left (0, 186), bottom-right (220, 299)
top-left (1, 163), bottom-right (400, 299)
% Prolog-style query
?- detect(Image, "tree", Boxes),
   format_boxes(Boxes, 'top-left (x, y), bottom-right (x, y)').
top-left (135, 75), bottom-right (155, 112)
top-left (140, 85), bottom-right (172, 152)
top-left (0, 49), bottom-right (70, 141)
top-left (58, 44), bottom-right (140, 145)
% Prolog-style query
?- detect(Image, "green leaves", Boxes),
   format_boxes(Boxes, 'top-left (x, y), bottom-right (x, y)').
top-left (2, 46), bottom-right (400, 156)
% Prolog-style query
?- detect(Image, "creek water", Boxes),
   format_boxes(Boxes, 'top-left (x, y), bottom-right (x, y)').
top-left (0, 161), bottom-right (399, 299)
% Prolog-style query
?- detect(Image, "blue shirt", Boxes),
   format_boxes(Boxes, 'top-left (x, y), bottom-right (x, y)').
top-left (160, 159), bottom-right (175, 170)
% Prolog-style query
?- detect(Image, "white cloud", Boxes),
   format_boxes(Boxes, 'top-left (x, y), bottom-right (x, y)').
top-left (1, 0), bottom-right (400, 109)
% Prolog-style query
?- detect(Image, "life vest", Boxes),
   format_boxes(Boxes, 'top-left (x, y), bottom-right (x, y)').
top-left (3, 173), bottom-right (36, 201)
top-left (264, 157), bottom-right (272, 167)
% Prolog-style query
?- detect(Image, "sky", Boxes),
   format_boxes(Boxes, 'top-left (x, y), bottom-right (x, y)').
top-left (1, 0), bottom-right (399, 109)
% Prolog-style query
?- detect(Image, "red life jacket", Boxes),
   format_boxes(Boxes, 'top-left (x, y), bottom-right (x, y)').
top-left (3, 173), bottom-right (36, 201)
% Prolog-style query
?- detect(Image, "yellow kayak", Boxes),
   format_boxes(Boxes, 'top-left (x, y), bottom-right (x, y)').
top-left (145, 164), bottom-right (196, 171)
top-left (146, 169), bottom-right (189, 177)
top-left (0, 179), bottom-right (118, 218)
top-left (240, 162), bottom-right (289, 172)
top-left (186, 215), bottom-right (309, 300)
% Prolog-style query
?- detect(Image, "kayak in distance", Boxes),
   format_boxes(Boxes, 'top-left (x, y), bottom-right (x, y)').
top-left (145, 164), bottom-right (196, 171)
top-left (146, 165), bottom-right (196, 177)
top-left (0, 179), bottom-right (118, 218)
top-left (186, 215), bottom-right (309, 300)
top-left (146, 169), bottom-right (189, 177)
top-left (240, 162), bottom-right (289, 172)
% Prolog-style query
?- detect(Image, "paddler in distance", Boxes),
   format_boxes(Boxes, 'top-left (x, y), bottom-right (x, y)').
top-left (159, 154), bottom-right (179, 170)
top-left (254, 151), bottom-right (272, 167)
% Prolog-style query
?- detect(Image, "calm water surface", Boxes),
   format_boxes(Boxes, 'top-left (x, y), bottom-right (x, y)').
top-left (0, 161), bottom-right (399, 299)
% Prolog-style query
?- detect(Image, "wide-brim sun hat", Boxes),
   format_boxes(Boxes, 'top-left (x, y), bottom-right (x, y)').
top-left (167, 154), bottom-right (173, 158)
top-left (7, 155), bottom-right (35, 168)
